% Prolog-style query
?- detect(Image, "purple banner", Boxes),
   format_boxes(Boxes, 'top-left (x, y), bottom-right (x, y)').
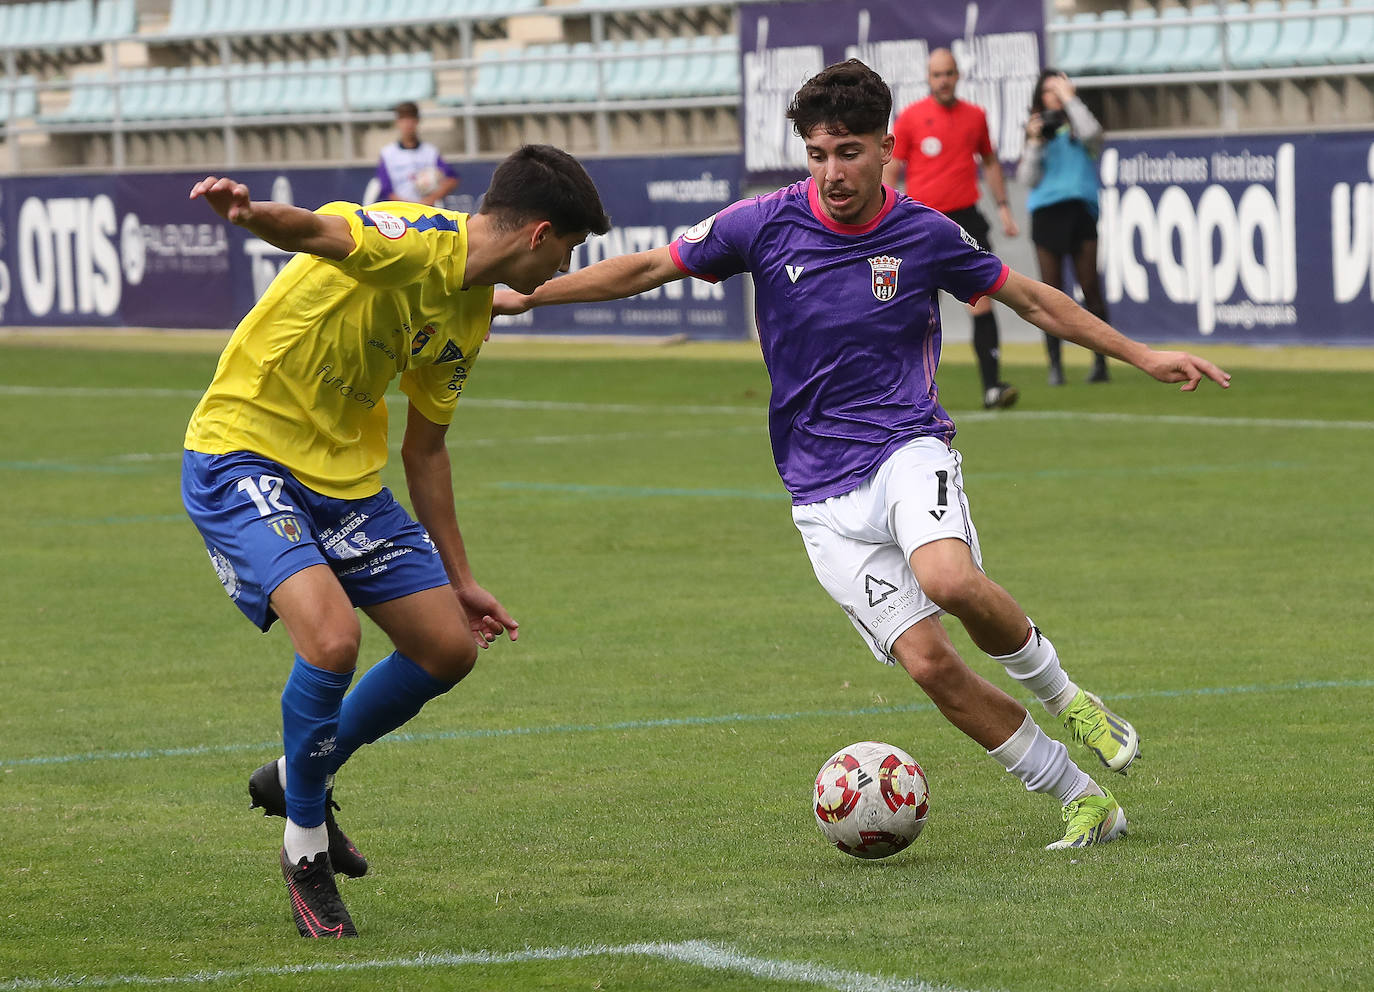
top-left (0, 154), bottom-right (745, 339)
top-left (1100, 131), bottom-right (1374, 345)
top-left (739, 0), bottom-right (1044, 184)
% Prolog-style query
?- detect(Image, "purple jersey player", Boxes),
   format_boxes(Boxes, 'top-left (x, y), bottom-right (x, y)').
top-left (495, 60), bottom-right (1231, 851)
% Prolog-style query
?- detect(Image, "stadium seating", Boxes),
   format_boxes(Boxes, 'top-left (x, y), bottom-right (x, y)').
top-left (451, 34), bottom-right (738, 109)
top-left (1174, 3), bottom-right (1223, 72)
top-left (1329, 3), bottom-right (1374, 64)
top-left (1052, 12), bottom-right (1099, 75)
top-left (1046, 0), bottom-right (1374, 75)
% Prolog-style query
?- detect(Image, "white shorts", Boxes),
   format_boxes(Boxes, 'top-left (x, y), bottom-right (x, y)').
top-left (791, 438), bottom-right (982, 664)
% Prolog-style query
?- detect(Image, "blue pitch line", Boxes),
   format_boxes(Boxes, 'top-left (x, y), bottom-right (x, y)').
top-left (4, 678), bottom-right (1372, 770)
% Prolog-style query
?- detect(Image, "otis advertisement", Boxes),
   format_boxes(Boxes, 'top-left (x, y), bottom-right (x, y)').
top-left (1101, 131), bottom-right (1374, 344)
top-left (0, 155), bottom-right (744, 339)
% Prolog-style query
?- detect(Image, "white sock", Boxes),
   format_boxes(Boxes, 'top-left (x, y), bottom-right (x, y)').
top-left (992, 622), bottom-right (1078, 716)
top-left (988, 712), bottom-right (1094, 805)
top-left (283, 818), bottom-right (328, 866)
top-left (276, 755), bottom-right (334, 793)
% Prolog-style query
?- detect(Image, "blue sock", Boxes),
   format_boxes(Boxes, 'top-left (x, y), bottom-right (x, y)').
top-left (281, 654), bottom-right (354, 827)
top-left (330, 651), bottom-right (456, 774)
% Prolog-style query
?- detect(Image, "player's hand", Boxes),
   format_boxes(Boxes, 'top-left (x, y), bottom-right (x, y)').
top-left (1141, 350), bottom-right (1232, 392)
top-left (189, 176), bottom-right (253, 225)
top-left (1025, 113), bottom-right (1043, 142)
top-left (1047, 74), bottom-right (1077, 103)
top-left (492, 288), bottom-right (534, 316)
top-left (456, 583), bottom-right (519, 649)
top-left (1000, 207), bottom-right (1019, 238)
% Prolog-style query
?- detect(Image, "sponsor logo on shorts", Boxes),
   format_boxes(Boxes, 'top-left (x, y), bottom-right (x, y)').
top-left (208, 547), bottom-right (241, 601)
top-left (865, 573), bottom-right (898, 607)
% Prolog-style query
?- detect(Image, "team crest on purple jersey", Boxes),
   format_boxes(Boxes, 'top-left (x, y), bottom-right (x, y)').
top-left (868, 255), bottom-right (903, 302)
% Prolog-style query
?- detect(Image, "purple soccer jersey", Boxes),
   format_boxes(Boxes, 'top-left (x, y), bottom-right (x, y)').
top-left (670, 178), bottom-right (1008, 505)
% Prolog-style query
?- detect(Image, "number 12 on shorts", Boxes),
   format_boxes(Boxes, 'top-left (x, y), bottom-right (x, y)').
top-left (237, 475), bottom-right (294, 517)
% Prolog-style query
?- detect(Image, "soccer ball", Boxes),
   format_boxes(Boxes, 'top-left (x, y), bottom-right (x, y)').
top-left (412, 165), bottom-right (444, 198)
top-left (813, 741), bottom-right (929, 859)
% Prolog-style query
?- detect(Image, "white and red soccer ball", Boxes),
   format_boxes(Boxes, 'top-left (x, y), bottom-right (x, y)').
top-left (814, 741), bottom-right (929, 859)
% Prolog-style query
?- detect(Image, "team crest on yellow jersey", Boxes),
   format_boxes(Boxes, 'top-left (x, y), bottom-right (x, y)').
top-left (410, 323), bottom-right (436, 356)
top-left (868, 255), bottom-right (902, 302)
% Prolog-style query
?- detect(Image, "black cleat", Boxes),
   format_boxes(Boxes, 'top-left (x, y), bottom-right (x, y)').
top-left (1086, 359), bottom-right (1111, 383)
top-left (982, 382), bottom-right (1020, 410)
top-left (280, 848), bottom-right (358, 938)
top-left (249, 759), bottom-right (369, 878)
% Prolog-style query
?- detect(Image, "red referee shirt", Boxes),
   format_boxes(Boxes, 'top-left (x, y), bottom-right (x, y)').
top-left (891, 96), bottom-right (993, 214)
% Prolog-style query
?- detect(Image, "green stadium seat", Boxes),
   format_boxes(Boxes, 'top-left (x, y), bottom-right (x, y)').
top-left (1330, 5), bottom-right (1374, 63)
top-left (92, 0), bottom-right (136, 39)
top-left (1230, 0), bottom-right (1282, 69)
top-left (1223, 2), bottom-right (1252, 67)
top-left (704, 34), bottom-right (739, 96)
top-left (1053, 12), bottom-right (1099, 75)
top-left (603, 39), bottom-right (648, 100)
top-left (563, 42), bottom-right (600, 102)
top-left (1175, 3), bottom-right (1223, 71)
top-left (2, 74), bottom-right (39, 121)
top-left (166, 0), bottom-right (207, 35)
top-left (1266, 0), bottom-right (1313, 66)
top-left (1136, 7), bottom-right (1192, 73)
top-left (1082, 10), bottom-right (1128, 74)
top-left (1115, 8), bottom-right (1161, 74)
top-left (1300, 0), bottom-right (1350, 64)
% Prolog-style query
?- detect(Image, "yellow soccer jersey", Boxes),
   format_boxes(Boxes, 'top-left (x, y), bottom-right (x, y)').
top-left (184, 201), bottom-right (493, 499)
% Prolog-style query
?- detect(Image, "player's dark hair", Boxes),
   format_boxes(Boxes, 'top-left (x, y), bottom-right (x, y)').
top-left (787, 59), bottom-right (892, 139)
top-left (479, 144), bottom-right (611, 237)
top-left (393, 101), bottom-right (419, 119)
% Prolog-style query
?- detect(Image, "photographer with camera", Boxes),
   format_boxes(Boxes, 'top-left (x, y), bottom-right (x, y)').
top-left (1022, 69), bottom-right (1110, 386)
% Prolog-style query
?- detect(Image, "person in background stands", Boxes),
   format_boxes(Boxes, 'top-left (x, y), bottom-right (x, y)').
top-left (885, 48), bottom-right (1019, 411)
top-left (376, 101), bottom-right (460, 206)
top-left (1022, 69), bottom-right (1111, 386)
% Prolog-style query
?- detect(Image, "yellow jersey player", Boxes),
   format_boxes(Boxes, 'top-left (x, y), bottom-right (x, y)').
top-left (181, 145), bottom-right (610, 938)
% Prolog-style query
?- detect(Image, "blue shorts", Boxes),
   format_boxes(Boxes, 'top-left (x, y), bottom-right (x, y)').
top-left (181, 450), bottom-right (451, 631)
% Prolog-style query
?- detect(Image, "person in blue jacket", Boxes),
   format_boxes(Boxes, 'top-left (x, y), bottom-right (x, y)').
top-left (1022, 69), bottom-right (1111, 386)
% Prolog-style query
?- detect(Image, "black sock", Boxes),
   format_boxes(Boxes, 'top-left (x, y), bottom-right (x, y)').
top-left (972, 313), bottom-right (1000, 390)
top-left (1044, 333), bottom-right (1062, 369)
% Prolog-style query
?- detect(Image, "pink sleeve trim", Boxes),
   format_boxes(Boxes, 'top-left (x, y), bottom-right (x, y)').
top-left (968, 265), bottom-right (1009, 306)
top-left (669, 240), bottom-right (719, 284)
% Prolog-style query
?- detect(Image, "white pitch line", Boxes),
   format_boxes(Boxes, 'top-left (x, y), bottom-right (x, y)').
top-left (4, 383), bottom-right (1372, 431)
top-left (0, 940), bottom-right (972, 992)
top-left (106, 426), bottom-right (763, 463)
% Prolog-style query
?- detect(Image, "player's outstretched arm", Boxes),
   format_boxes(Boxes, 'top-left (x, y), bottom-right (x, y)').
top-left (189, 176), bottom-right (356, 261)
top-left (400, 404), bottom-right (517, 648)
top-left (493, 245), bottom-right (685, 315)
top-left (992, 269), bottom-right (1231, 391)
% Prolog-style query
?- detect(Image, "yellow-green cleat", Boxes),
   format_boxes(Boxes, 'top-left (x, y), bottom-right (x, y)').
top-left (1046, 789), bottom-right (1128, 850)
top-left (1061, 689), bottom-right (1139, 774)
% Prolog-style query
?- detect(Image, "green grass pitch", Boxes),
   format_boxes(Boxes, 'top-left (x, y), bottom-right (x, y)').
top-left (1, 339), bottom-right (1371, 991)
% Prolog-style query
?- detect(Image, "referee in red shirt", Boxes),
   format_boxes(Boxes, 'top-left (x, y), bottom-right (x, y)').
top-left (884, 48), bottom-right (1019, 410)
